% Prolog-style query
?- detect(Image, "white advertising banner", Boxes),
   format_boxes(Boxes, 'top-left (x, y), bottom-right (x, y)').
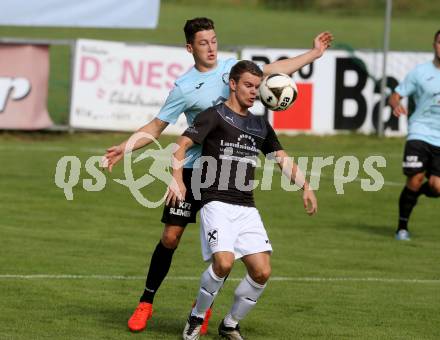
top-left (0, 0), bottom-right (160, 29)
top-left (70, 39), bottom-right (237, 133)
top-left (242, 48), bottom-right (432, 135)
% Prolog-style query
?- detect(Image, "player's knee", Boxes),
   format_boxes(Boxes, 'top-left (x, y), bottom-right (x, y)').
top-left (161, 231), bottom-right (182, 249)
top-left (429, 183), bottom-right (440, 196)
top-left (212, 258), bottom-right (233, 277)
top-left (250, 266), bottom-right (271, 285)
top-left (407, 174), bottom-right (424, 191)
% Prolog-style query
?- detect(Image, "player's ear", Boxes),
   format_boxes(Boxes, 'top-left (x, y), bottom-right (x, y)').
top-left (186, 43), bottom-right (193, 54)
top-left (229, 78), bottom-right (237, 92)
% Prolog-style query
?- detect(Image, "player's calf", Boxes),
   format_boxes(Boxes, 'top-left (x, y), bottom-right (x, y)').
top-left (217, 274), bottom-right (267, 339)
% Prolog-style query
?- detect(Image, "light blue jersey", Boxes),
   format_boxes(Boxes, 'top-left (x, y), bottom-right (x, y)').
top-left (157, 58), bottom-right (238, 167)
top-left (396, 61), bottom-right (440, 147)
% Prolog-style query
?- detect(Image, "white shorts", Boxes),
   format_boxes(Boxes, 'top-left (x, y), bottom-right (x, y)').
top-left (200, 201), bottom-right (273, 261)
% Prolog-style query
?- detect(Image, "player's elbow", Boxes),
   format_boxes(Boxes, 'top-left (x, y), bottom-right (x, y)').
top-left (262, 63), bottom-right (283, 77)
top-left (146, 118), bottom-right (169, 139)
top-left (176, 136), bottom-right (193, 151)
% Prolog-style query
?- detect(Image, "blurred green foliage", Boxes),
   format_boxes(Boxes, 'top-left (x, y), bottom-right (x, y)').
top-left (164, 0), bottom-right (439, 18)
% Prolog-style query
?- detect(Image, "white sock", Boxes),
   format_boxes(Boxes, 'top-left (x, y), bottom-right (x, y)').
top-left (229, 274), bottom-right (267, 322)
top-left (191, 264), bottom-right (225, 318)
top-left (223, 313), bottom-right (239, 328)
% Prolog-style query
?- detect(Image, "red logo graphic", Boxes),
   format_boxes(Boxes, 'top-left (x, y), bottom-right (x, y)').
top-left (272, 83), bottom-right (312, 130)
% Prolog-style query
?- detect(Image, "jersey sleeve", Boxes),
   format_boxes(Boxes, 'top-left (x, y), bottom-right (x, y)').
top-left (156, 85), bottom-right (186, 124)
top-left (395, 68), bottom-right (417, 97)
top-left (261, 120), bottom-right (283, 155)
top-left (182, 108), bottom-right (218, 145)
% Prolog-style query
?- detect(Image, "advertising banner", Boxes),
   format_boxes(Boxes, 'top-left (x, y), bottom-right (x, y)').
top-left (70, 39), bottom-right (238, 133)
top-left (0, 0), bottom-right (160, 29)
top-left (0, 45), bottom-right (53, 130)
top-left (242, 48), bottom-right (432, 135)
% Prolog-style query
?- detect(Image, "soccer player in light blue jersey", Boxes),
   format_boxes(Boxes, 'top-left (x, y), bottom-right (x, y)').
top-left (103, 17), bottom-right (333, 333)
top-left (389, 29), bottom-right (440, 241)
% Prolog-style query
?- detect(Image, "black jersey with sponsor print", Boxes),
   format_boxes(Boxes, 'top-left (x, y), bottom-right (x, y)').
top-left (182, 103), bottom-right (283, 207)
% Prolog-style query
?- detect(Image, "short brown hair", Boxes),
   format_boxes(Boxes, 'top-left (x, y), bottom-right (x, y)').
top-left (184, 17), bottom-right (215, 44)
top-left (434, 30), bottom-right (440, 41)
top-left (229, 60), bottom-right (263, 83)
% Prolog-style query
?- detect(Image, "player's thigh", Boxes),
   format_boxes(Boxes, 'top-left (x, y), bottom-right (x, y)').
top-left (200, 201), bottom-right (239, 262)
top-left (160, 169), bottom-right (201, 229)
top-left (234, 207), bottom-right (272, 261)
top-left (241, 252), bottom-right (272, 284)
top-left (402, 140), bottom-right (430, 175)
top-left (429, 143), bottom-right (440, 179)
top-left (402, 140), bottom-right (430, 189)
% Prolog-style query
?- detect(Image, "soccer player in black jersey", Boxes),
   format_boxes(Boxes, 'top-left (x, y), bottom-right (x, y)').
top-left (103, 17), bottom-right (331, 334)
top-left (167, 60), bottom-right (317, 340)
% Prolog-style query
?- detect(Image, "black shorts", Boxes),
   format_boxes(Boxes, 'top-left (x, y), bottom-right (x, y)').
top-left (161, 168), bottom-right (201, 227)
top-left (402, 139), bottom-right (440, 177)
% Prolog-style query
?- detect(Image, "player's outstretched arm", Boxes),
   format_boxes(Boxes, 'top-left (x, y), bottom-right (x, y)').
top-left (166, 136), bottom-right (194, 207)
top-left (389, 92), bottom-right (408, 117)
top-left (102, 118), bottom-right (169, 172)
top-left (262, 31), bottom-right (333, 76)
top-left (274, 149), bottom-right (318, 215)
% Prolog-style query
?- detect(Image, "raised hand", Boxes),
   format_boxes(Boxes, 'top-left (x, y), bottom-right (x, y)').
top-left (313, 31), bottom-right (333, 57)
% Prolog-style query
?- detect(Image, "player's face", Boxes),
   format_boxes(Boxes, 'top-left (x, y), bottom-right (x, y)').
top-left (434, 34), bottom-right (440, 61)
top-left (187, 29), bottom-right (218, 71)
top-left (232, 72), bottom-right (262, 109)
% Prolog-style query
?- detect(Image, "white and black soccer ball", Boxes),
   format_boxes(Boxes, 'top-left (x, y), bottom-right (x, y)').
top-left (259, 73), bottom-right (298, 111)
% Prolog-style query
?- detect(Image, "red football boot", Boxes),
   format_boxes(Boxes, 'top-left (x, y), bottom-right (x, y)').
top-left (200, 307), bottom-right (212, 335)
top-left (128, 302), bottom-right (153, 332)
top-left (192, 301), bottom-right (213, 336)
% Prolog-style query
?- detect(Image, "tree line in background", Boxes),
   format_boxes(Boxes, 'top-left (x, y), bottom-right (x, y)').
top-left (164, 0), bottom-right (438, 17)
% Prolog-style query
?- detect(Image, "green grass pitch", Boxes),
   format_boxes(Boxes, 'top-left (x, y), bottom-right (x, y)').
top-left (1, 2), bottom-right (439, 338)
top-left (0, 132), bottom-right (439, 339)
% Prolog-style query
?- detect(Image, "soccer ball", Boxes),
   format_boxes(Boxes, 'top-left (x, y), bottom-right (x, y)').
top-left (259, 73), bottom-right (298, 111)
